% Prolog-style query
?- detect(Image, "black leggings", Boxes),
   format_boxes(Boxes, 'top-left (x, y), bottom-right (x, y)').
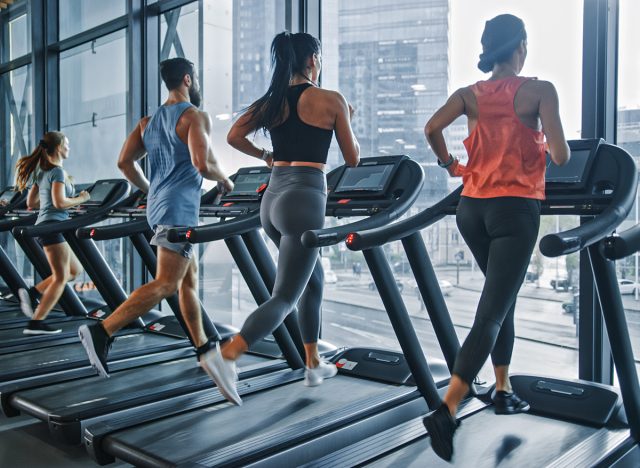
top-left (239, 166), bottom-right (326, 346)
top-left (452, 196), bottom-right (540, 385)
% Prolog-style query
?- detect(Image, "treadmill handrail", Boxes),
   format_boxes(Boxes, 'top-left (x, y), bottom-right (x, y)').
top-left (77, 218), bottom-right (150, 241)
top-left (302, 159), bottom-right (425, 248)
top-left (13, 181), bottom-right (131, 238)
top-left (601, 224), bottom-right (640, 261)
top-left (167, 211), bottom-right (262, 243)
top-left (346, 185), bottom-right (461, 251)
top-left (539, 144), bottom-right (638, 257)
top-left (0, 213), bottom-right (38, 232)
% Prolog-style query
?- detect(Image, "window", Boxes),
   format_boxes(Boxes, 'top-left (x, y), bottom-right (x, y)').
top-left (1, 65), bottom-right (32, 187)
top-left (8, 13), bottom-right (30, 60)
top-left (59, 0), bottom-right (127, 40)
top-left (59, 30), bottom-right (127, 181)
top-left (58, 30), bottom-right (129, 296)
top-left (321, 0), bottom-right (584, 381)
top-left (616, 0), bottom-right (640, 361)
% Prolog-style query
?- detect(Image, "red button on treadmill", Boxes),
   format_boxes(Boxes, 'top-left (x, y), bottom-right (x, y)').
top-left (256, 183), bottom-right (268, 193)
top-left (338, 199), bottom-right (352, 204)
top-left (223, 202), bottom-right (234, 207)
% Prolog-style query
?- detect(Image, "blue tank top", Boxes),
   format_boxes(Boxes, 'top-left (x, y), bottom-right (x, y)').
top-left (143, 102), bottom-right (203, 228)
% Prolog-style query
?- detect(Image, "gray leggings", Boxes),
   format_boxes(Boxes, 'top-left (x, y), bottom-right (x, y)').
top-left (240, 166), bottom-right (326, 346)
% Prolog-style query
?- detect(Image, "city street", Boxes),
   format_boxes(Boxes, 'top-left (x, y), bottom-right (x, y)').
top-left (229, 266), bottom-right (640, 382)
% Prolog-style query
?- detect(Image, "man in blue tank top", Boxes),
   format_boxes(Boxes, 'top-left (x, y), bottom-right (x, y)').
top-left (79, 58), bottom-right (234, 378)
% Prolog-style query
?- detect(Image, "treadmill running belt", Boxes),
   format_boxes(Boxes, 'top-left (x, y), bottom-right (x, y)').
top-left (12, 353), bottom-right (271, 421)
top-left (369, 410), bottom-right (605, 467)
top-left (104, 375), bottom-right (414, 467)
top-left (0, 332), bottom-right (179, 382)
top-left (0, 318), bottom-right (94, 347)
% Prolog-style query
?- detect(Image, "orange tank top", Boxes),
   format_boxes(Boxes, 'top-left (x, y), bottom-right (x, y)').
top-left (460, 76), bottom-right (546, 200)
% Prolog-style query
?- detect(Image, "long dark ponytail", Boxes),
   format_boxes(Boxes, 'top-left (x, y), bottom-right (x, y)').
top-left (248, 31), bottom-right (321, 132)
top-left (15, 131), bottom-right (65, 191)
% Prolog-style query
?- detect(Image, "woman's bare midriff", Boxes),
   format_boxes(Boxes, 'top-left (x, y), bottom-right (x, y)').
top-left (273, 161), bottom-right (325, 171)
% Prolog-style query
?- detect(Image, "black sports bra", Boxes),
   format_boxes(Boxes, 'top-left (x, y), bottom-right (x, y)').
top-left (269, 84), bottom-right (333, 164)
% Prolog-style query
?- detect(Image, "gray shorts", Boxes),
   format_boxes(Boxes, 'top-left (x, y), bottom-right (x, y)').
top-left (150, 225), bottom-right (194, 259)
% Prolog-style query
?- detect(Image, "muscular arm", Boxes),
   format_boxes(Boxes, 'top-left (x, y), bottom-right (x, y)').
top-left (188, 110), bottom-right (230, 183)
top-left (333, 92), bottom-right (360, 167)
top-left (538, 81), bottom-right (570, 166)
top-left (425, 89), bottom-right (466, 176)
top-left (117, 117), bottom-right (151, 193)
top-left (27, 184), bottom-right (40, 210)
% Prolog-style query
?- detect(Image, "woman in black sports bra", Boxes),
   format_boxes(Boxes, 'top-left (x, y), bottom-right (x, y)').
top-left (198, 31), bottom-right (359, 405)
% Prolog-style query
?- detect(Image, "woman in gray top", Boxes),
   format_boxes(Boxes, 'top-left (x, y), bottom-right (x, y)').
top-left (15, 131), bottom-right (90, 335)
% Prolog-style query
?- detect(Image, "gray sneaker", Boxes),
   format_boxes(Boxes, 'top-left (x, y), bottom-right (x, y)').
top-left (304, 360), bottom-right (338, 387)
top-left (200, 342), bottom-right (242, 405)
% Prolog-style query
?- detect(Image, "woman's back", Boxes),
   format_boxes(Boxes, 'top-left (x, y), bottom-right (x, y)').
top-left (459, 76), bottom-right (548, 199)
top-left (270, 84), bottom-right (334, 164)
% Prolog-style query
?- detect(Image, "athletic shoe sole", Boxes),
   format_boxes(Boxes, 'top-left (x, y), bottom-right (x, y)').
top-left (78, 325), bottom-right (110, 379)
top-left (200, 354), bottom-right (242, 406)
top-left (17, 288), bottom-right (34, 318)
top-left (23, 328), bottom-right (61, 335)
top-left (423, 413), bottom-right (454, 462)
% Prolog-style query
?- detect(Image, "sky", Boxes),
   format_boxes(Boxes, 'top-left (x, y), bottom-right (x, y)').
top-left (450, 0), bottom-right (639, 140)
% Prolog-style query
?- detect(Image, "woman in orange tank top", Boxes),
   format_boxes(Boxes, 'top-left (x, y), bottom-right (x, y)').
top-left (422, 14), bottom-right (570, 461)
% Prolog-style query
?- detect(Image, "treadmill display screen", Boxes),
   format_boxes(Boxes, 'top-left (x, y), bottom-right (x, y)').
top-left (0, 190), bottom-right (17, 204)
top-left (228, 172), bottom-right (271, 196)
top-left (546, 149), bottom-right (591, 184)
top-left (85, 182), bottom-right (116, 205)
top-left (334, 164), bottom-right (394, 193)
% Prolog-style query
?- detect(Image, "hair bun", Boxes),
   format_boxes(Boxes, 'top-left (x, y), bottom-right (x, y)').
top-left (39, 140), bottom-right (48, 150)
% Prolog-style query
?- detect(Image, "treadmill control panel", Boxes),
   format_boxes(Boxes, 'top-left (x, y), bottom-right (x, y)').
top-left (200, 166), bottom-right (271, 217)
top-left (326, 155), bottom-right (409, 216)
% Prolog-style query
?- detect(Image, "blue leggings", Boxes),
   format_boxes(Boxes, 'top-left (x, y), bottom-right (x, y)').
top-left (239, 166), bottom-right (326, 346)
top-left (452, 196), bottom-right (541, 385)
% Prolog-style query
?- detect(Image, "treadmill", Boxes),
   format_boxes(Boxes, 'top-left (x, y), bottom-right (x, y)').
top-left (83, 155), bottom-right (451, 467)
top-left (0, 185), bottom-right (83, 326)
top-left (0, 167), bottom-right (304, 445)
top-left (0, 183), bottom-right (215, 389)
top-left (0, 180), bottom-right (131, 350)
top-left (316, 139), bottom-right (640, 466)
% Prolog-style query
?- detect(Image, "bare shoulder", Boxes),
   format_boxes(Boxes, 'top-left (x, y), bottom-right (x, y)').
top-left (182, 107), bottom-right (212, 127)
top-left (314, 88), bottom-right (348, 107)
top-left (522, 79), bottom-right (557, 97)
top-left (138, 116), bottom-right (151, 134)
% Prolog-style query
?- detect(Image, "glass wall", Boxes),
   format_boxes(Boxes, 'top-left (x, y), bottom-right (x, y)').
top-left (0, 0), bottom-right (634, 381)
top-left (58, 27), bottom-right (130, 297)
top-left (616, 0), bottom-right (640, 359)
top-left (59, 30), bottom-right (127, 181)
top-left (8, 13), bottom-right (30, 60)
top-left (321, 0), bottom-right (584, 382)
top-left (59, 0), bottom-right (127, 40)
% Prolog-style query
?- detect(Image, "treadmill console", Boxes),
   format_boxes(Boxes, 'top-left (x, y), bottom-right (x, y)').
top-left (82, 180), bottom-right (120, 207)
top-left (0, 188), bottom-right (19, 206)
top-left (326, 155), bottom-right (409, 216)
top-left (545, 139), bottom-right (600, 191)
top-left (200, 166), bottom-right (271, 217)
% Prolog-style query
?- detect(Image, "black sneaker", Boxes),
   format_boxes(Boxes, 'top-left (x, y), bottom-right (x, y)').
top-left (78, 323), bottom-right (113, 378)
top-left (23, 320), bottom-right (62, 335)
top-left (423, 404), bottom-right (460, 462)
top-left (493, 390), bottom-right (530, 415)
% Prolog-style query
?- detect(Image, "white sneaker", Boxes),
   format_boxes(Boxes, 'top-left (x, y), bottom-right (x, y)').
top-left (200, 342), bottom-right (242, 406)
top-left (304, 361), bottom-right (338, 387)
top-left (17, 288), bottom-right (34, 318)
